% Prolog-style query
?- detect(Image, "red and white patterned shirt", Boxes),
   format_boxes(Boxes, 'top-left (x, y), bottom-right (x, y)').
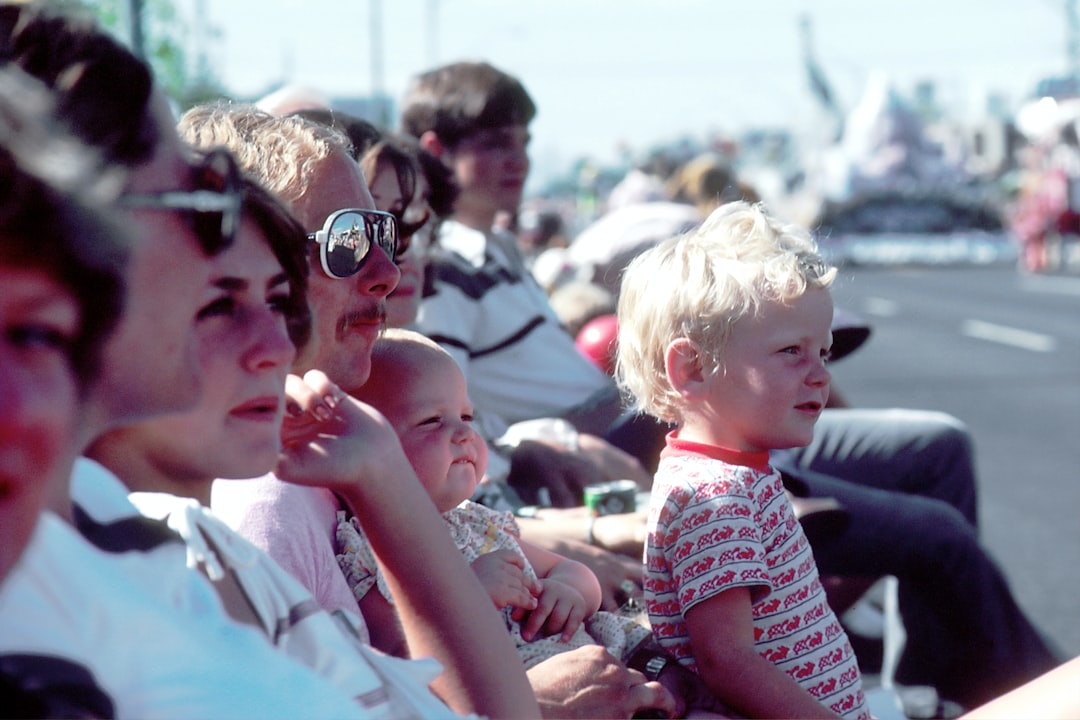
top-left (644, 434), bottom-right (869, 719)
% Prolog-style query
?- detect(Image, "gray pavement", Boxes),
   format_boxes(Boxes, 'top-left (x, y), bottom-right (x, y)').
top-left (826, 263), bottom-right (1080, 659)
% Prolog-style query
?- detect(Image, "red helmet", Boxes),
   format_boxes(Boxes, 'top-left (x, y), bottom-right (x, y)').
top-left (576, 314), bottom-right (619, 376)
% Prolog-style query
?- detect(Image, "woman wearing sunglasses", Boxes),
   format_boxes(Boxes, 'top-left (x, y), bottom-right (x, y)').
top-left (84, 178), bottom-right (462, 716)
top-left (0, 61), bottom-right (377, 717)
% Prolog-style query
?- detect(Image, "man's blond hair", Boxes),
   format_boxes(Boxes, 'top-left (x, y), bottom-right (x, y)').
top-left (178, 101), bottom-right (351, 216)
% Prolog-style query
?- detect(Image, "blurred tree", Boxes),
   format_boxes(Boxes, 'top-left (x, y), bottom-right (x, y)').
top-left (43, 0), bottom-right (228, 109)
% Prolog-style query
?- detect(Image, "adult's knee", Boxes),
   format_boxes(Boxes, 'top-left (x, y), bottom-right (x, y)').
top-left (915, 411), bottom-right (974, 459)
top-left (895, 500), bottom-right (984, 579)
top-left (911, 410), bottom-right (979, 524)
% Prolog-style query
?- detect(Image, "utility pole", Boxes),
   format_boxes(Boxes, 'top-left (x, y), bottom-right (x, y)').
top-left (1069, 0), bottom-right (1080, 85)
top-left (426, 0), bottom-right (440, 68)
top-left (193, 0), bottom-right (210, 86)
top-left (370, 0), bottom-right (388, 126)
top-left (799, 14), bottom-right (843, 141)
top-left (128, 0), bottom-right (145, 59)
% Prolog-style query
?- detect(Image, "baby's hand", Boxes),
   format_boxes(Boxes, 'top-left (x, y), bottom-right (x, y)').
top-left (471, 550), bottom-right (542, 611)
top-left (517, 578), bottom-right (589, 643)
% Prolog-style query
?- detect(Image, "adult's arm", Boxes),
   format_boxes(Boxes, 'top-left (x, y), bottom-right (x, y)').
top-left (959, 656), bottom-right (1080, 720)
top-left (508, 439), bottom-right (606, 507)
top-left (506, 434), bottom-right (651, 509)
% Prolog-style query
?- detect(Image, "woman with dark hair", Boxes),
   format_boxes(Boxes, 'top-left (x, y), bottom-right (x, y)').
top-left (88, 176), bottom-right (313, 505)
top-left (361, 132), bottom-right (458, 328)
top-left (82, 179), bottom-right (442, 715)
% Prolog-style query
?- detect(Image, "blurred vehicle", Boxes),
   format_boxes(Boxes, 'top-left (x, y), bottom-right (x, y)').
top-left (811, 190), bottom-right (1019, 266)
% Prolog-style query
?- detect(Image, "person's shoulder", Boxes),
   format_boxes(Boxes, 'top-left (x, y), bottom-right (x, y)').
top-left (0, 517), bottom-right (119, 716)
top-left (7, 511), bottom-right (91, 576)
top-left (657, 454), bottom-right (760, 499)
top-left (0, 517), bottom-right (366, 719)
top-left (0, 512), bottom-right (178, 650)
top-left (70, 456), bottom-right (139, 524)
top-left (211, 477), bottom-right (340, 539)
top-left (436, 219), bottom-right (489, 264)
top-left (213, 475), bottom-right (336, 510)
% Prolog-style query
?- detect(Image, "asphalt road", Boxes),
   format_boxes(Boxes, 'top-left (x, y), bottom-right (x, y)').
top-left (826, 263), bottom-right (1080, 660)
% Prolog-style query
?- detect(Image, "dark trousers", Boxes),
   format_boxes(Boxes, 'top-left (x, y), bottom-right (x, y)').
top-left (772, 409), bottom-right (1061, 706)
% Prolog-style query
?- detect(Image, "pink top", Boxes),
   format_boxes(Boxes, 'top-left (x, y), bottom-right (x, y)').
top-left (211, 475), bottom-right (370, 644)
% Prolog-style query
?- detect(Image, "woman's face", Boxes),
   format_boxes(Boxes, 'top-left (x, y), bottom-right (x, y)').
top-left (369, 165), bottom-right (433, 328)
top-left (0, 266), bottom-right (82, 584)
top-left (126, 215), bottom-right (297, 484)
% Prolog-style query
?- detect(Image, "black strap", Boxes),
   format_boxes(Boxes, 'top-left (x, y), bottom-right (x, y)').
top-left (0, 653), bottom-right (115, 719)
top-left (72, 503), bottom-right (181, 554)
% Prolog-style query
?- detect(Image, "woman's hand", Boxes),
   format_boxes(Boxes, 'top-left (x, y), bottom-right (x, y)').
top-left (275, 370), bottom-right (415, 500)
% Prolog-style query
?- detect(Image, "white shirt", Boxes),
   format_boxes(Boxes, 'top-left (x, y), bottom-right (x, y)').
top-left (0, 512), bottom-right (366, 719)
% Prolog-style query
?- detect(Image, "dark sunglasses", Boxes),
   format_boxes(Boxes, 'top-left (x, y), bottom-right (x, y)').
top-left (391, 207), bottom-right (432, 260)
top-left (307, 208), bottom-right (398, 279)
top-left (119, 147), bottom-right (242, 256)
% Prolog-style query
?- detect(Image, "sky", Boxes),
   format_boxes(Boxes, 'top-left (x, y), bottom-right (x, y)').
top-left (181, 0), bottom-right (1068, 185)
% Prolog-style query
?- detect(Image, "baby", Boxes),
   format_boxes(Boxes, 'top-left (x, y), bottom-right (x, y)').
top-left (337, 328), bottom-right (652, 669)
top-left (617, 201), bottom-right (869, 719)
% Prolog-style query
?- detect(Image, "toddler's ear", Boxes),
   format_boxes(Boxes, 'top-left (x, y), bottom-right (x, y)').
top-left (665, 338), bottom-right (705, 398)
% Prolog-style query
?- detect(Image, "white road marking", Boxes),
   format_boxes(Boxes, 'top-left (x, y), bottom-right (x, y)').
top-left (960, 319), bottom-right (1057, 352)
top-left (1017, 273), bottom-right (1080, 297)
top-left (862, 297), bottom-right (899, 317)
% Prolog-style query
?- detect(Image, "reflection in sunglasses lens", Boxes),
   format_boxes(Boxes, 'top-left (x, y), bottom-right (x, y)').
top-left (327, 243), bottom-right (358, 277)
top-left (311, 210), bottom-right (398, 278)
top-left (326, 214), bottom-right (372, 277)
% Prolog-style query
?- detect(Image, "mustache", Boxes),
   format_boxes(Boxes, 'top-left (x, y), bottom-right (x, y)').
top-left (339, 303), bottom-right (386, 331)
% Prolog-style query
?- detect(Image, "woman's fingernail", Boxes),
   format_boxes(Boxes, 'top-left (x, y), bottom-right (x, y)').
top-left (315, 405), bottom-right (332, 422)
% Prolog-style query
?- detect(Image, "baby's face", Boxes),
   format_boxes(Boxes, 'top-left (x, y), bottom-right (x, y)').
top-left (383, 353), bottom-right (487, 512)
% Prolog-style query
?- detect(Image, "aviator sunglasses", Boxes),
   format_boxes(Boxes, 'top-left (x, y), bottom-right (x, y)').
top-left (118, 147), bottom-right (242, 255)
top-left (307, 208), bottom-right (398, 279)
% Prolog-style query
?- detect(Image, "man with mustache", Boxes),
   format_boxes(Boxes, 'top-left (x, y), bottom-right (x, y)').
top-left (188, 102), bottom-right (679, 720)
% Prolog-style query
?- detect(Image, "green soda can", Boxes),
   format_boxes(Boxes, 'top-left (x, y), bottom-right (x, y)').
top-left (583, 479), bottom-right (638, 516)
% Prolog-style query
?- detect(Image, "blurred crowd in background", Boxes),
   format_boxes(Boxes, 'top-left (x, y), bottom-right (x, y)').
top-left (510, 71), bottom-right (1080, 280)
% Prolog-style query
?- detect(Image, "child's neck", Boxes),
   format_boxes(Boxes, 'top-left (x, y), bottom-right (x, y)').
top-left (674, 421), bottom-right (768, 455)
top-left (667, 430), bottom-right (772, 472)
